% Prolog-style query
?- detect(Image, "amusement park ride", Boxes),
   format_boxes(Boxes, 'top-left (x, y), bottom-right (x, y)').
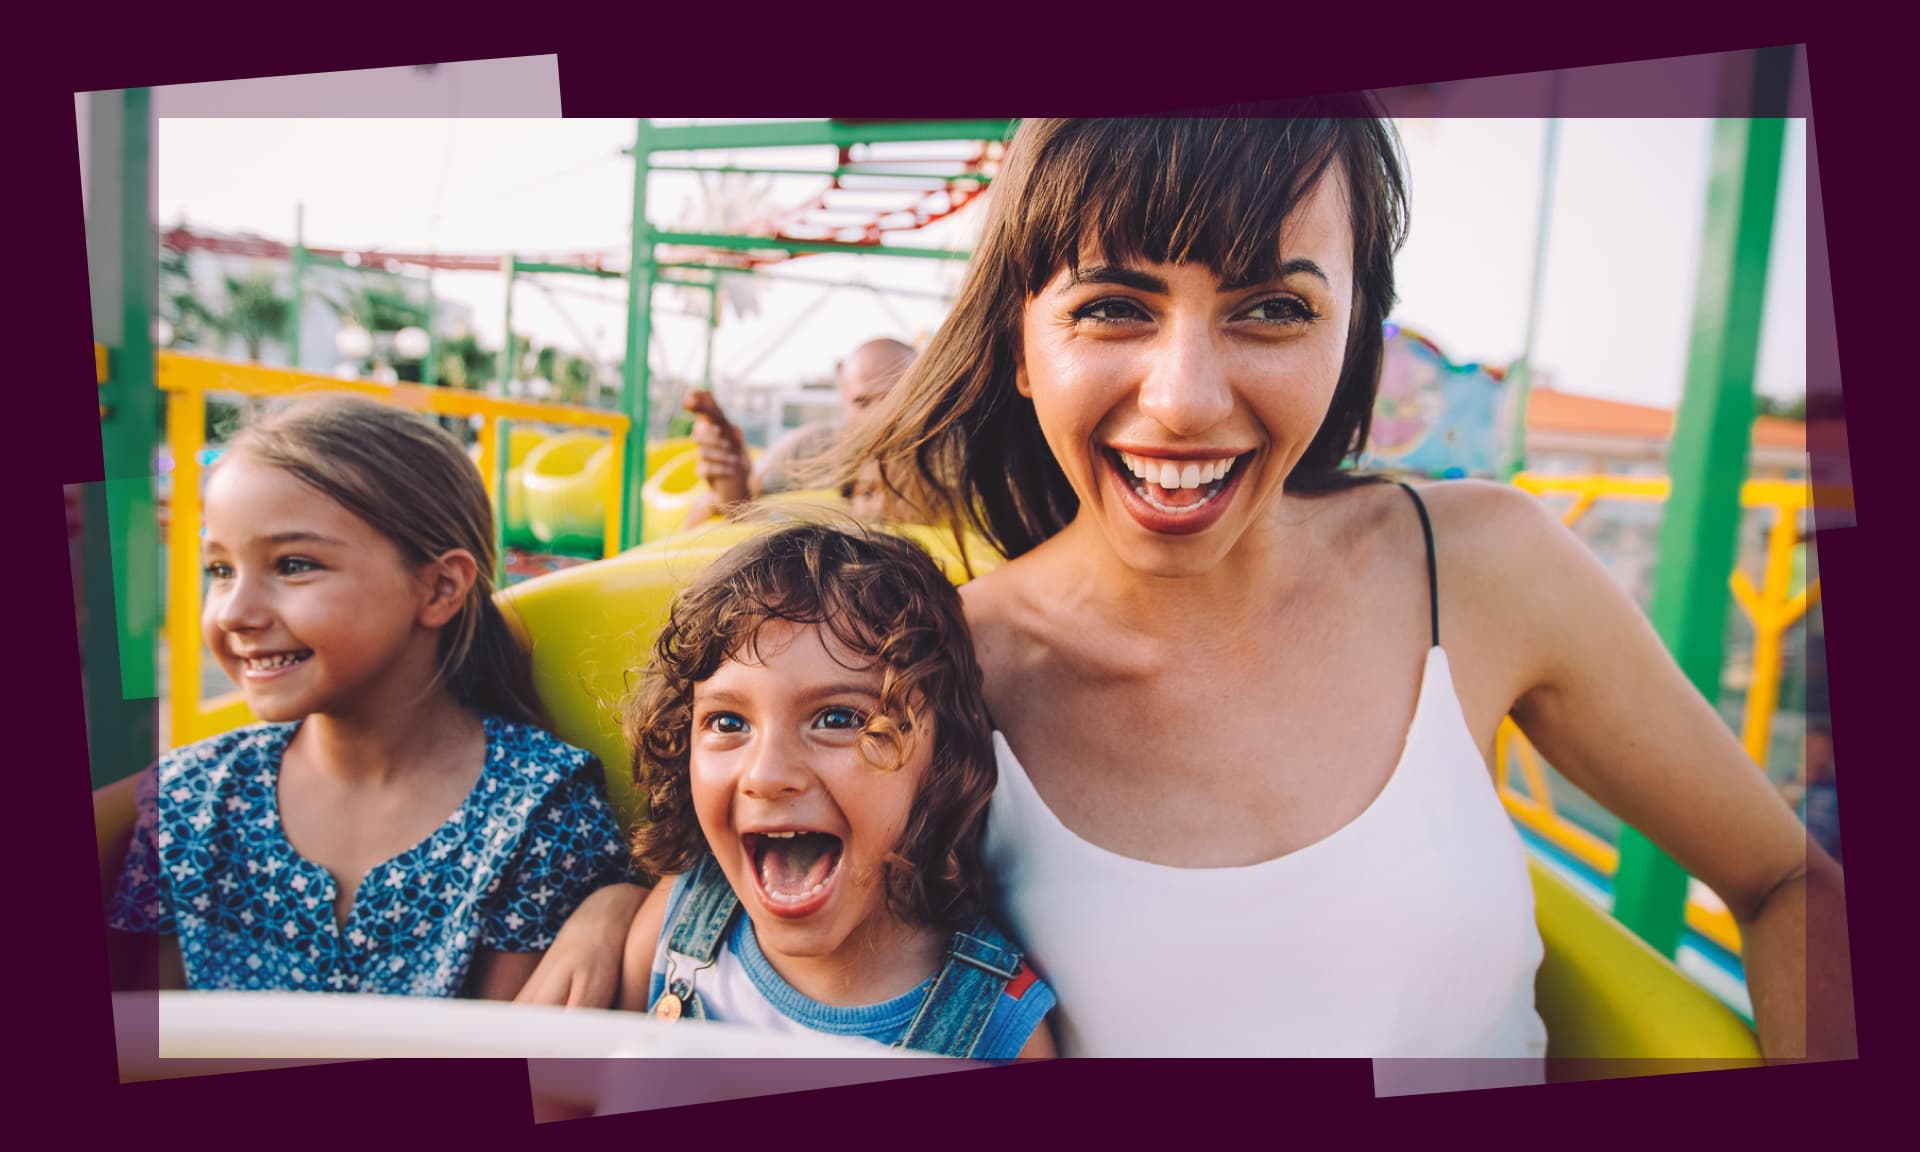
top-left (85, 96), bottom-right (1810, 1069)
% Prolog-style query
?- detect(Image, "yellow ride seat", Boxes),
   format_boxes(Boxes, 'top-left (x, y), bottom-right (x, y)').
top-left (496, 520), bottom-right (1758, 1064)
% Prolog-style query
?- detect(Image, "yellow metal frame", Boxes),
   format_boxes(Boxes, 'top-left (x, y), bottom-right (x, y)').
top-left (1500, 472), bottom-right (1822, 957)
top-left (156, 352), bottom-right (630, 746)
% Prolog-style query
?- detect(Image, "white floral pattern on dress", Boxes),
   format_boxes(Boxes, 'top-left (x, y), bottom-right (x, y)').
top-left (106, 716), bottom-right (635, 996)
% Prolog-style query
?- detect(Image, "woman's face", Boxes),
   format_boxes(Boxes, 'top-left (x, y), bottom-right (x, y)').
top-left (1016, 167), bottom-right (1355, 576)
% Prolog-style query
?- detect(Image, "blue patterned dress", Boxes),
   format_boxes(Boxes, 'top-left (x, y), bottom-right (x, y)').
top-left (107, 716), bottom-right (632, 995)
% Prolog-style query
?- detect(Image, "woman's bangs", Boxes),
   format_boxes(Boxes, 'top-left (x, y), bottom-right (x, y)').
top-left (1016, 119), bottom-right (1341, 293)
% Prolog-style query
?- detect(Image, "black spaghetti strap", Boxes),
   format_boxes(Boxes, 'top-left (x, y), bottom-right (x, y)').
top-left (1395, 481), bottom-right (1439, 648)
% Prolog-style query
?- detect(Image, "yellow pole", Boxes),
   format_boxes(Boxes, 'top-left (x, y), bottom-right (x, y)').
top-left (165, 388), bottom-right (205, 748)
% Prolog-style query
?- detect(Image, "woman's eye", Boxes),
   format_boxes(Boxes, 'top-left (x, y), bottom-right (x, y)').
top-left (1072, 298), bottom-right (1148, 324)
top-left (1244, 296), bottom-right (1317, 324)
top-left (815, 706), bottom-right (865, 730)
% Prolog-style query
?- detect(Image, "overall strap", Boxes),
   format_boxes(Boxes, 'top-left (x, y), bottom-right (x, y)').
top-left (653, 852), bottom-right (741, 1021)
top-left (1395, 481), bottom-right (1440, 648)
top-left (898, 918), bottom-right (1025, 1058)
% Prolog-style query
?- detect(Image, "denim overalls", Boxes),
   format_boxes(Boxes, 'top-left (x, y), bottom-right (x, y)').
top-left (649, 852), bottom-right (1030, 1058)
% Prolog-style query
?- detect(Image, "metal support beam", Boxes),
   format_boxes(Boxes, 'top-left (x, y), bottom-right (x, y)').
top-left (501, 255), bottom-right (517, 395)
top-left (638, 119), bottom-right (1015, 155)
top-left (289, 205), bottom-right (306, 369)
top-left (621, 120), bottom-right (656, 549)
top-left (1612, 79), bottom-right (1790, 957)
top-left (652, 230), bottom-right (972, 262)
top-left (83, 87), bottom-right (159, 781)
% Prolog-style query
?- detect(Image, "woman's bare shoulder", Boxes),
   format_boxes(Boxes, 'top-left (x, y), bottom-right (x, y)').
top-left (959, 559), bottom-right (1059, 688)
top-left (1401, 478), bottom-right (1571, 581)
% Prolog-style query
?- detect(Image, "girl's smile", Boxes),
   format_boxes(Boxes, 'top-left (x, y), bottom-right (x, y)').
top-left (689, 619), bottom-right (936, 993)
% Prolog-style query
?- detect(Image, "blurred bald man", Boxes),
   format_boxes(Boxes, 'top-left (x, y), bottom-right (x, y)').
top-left (684, 337), bottom-right (915, 525)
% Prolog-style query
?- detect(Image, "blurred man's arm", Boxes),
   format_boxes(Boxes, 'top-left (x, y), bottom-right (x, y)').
top-left (683, 392), bottom-right (753, 525)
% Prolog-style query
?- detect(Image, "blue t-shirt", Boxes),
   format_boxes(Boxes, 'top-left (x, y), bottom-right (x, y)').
top-left (646, 871), bottom-right (1054, 1060)
top-left (107, 716), bottom-right (632, 995)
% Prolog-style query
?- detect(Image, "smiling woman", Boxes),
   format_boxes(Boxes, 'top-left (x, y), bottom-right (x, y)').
top-left (819, 112), bottom-right (1849, 1063)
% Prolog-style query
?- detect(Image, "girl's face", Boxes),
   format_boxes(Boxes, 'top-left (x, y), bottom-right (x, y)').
top-left (201, 454), bottom-right (448, 723)
top-left (689, 619), bottom-right (932, 967)
top-left (1015, 167), bottom-right (1356, 576)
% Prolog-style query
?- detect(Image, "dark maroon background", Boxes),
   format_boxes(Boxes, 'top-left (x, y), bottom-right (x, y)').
top-left (16, 9), bottom-right (1904, 1145)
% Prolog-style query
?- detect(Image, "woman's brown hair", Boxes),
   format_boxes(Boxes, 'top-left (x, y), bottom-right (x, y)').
top-left (835, 107), bottom-right (1410, 560)
top-left (224, 395), bottom-right (547, 728)
top-left (627, 522), bottom-right (996, 931)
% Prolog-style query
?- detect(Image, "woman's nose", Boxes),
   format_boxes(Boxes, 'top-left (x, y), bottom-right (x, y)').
top-left (1137, 321), bottom-right (1234, 438)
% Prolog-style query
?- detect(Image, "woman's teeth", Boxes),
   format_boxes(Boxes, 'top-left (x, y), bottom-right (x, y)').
top-left (1116, 452), bottom-right (1237, 489)
top-left (1115, 451), bottom-right (1239, 512)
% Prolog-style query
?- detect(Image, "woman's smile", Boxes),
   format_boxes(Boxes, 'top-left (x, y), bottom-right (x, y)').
top-left (1103, 447), bottom-right (1256, 534)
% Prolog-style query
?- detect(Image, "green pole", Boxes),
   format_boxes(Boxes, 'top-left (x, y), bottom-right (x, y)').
top-left (493, 418), bottom-right (511, 586)
top-left (1503, 115), bottom-right (1560, 481)
top-left (620, 119), bottom-right (656, 549)
top-left (702, 276), bottom-right (720, 393)
top-left (84, 87), bottom-right (159, 783)
top-left (1611, 111), bottom-right (1788, 958)
top-left (423, 265), bottom-right (439, 387)
top-left (501, 255), bottom-right (517, 396)
top-left (289, 205), bottom-right (306, 370)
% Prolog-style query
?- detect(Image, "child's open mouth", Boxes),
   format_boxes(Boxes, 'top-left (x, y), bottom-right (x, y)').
top-left (743, 830), bottom-right (844, 919)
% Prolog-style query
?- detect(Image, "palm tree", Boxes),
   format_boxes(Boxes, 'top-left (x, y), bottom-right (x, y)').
top-left (219, 272), bottom-right (291, 363)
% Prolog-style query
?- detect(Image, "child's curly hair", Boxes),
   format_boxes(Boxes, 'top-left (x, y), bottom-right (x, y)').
top-left (627, 522), bottom-right (997, 931)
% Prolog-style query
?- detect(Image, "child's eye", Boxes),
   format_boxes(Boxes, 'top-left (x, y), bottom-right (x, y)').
top-left (276, 556), bottom-right (319, 576)
top-left (703, 712), bottom-right (748, 735)
top-left (203, 561), bottom-right (233, 581)
top-left (814, 706), bottom-right (866, 730)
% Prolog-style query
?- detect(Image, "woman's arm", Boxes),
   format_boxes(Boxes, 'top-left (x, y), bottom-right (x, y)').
top-left (514, 882), bottom-right (649, 1008)
top-left (468, 949), bottom-right (546, 1001)
top-left (1454, 484), bottom-right (1853, 1060)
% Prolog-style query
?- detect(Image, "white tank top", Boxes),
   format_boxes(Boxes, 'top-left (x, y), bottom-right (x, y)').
top-left (984, 643), bottom-right (1548, 1060)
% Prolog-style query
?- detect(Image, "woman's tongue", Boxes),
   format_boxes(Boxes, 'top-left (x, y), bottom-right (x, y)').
top-left (758, 833), bottom-right (837, 900)
top-left (1143, 478), bottom-right (1211, 509)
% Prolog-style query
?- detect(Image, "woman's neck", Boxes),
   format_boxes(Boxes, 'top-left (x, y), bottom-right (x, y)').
top-left (1040, 497), bottom-right (1323, 642)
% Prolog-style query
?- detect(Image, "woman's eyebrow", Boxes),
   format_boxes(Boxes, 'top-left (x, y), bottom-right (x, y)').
top-left (1223, 259), bottom-right (1330, 291)
top-left (1069, 259), bottom-right (1331, 293)
top-left (1065, 264), bottom-right (1166, 293)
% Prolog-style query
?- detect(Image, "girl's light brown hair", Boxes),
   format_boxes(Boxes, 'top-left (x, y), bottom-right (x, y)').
top-left (833, 108), bottom-right (1410, 560)
top-left (627, 522), bottom-right (996, 931)
top-left (224, 395), bottom-right (546, 728)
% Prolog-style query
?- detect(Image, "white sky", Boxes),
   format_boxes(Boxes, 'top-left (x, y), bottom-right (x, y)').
top-left (154, 117), bottom-right (1808, 408)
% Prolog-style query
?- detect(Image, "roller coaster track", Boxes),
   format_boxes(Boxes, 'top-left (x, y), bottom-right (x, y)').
top-left (159, 141), bottom-right (999, 276)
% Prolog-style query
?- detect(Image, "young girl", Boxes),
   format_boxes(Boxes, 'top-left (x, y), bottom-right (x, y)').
top-left (107, 396), bottom-right (631, 998)
top-left (615, 522), bottom-right (1055, 1059)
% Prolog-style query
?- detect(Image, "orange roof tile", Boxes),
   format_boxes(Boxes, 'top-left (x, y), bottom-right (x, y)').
top-left (1526, 389), bottom-right (1804, 451)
